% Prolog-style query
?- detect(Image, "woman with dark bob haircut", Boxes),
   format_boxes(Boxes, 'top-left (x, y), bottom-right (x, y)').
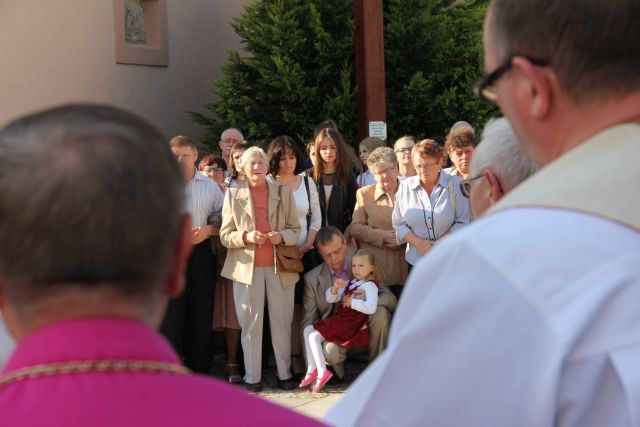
top-left (267, 136), bottom-right (322, 378)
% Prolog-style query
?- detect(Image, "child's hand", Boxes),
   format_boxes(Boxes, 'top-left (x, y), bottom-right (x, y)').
top-left (352, 289), bottom-right (366, 300)
top-left (334, 278), bottom-right (348, 289)
top-left (342, 294), bottom-right (353, 307)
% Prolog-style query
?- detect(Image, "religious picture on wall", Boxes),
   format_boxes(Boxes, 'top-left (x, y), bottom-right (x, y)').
top-left (125, 0), bottom-right (146, 44)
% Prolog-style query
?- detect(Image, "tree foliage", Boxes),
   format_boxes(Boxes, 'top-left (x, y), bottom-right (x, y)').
top-left (383, 0), bottom-right (497, 142)
top-left (192, 0), bottom-right (496, 152)
top-left (191, 0), bottom-right (356, 151)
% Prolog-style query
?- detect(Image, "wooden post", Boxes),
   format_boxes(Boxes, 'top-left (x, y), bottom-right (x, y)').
top-left (354, 0), bottom-right (387, 142)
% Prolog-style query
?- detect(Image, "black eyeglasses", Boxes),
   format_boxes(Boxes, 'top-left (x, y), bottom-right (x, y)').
top-left (459, 174), bottom-right (484, 198)
top-left (474, 56), bottom-right (548, 103)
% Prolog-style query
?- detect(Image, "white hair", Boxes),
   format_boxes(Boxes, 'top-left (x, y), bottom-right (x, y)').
top-left (239, 146), bottom-right (268, 169)
top-left (470, 118), bottom-right (538, 193)
top-left (367, 147), bottom-right (397, 169)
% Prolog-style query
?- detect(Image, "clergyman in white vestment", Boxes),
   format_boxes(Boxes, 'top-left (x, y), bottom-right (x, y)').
top-left (327, 0), bottom-right (640, 425)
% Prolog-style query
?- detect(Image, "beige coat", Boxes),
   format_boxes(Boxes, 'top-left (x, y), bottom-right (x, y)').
top-left (220, 180), bottom-right (301, 287)
top-left (349, 183), bottom-right (408, 286)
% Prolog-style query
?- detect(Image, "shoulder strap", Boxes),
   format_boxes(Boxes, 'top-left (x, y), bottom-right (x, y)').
top-left (304, 176), bottom-right (311, 232)
top-left (447, 176), bottom-right (456, 213)
top-left (276, 183), bottom-right (282, 230)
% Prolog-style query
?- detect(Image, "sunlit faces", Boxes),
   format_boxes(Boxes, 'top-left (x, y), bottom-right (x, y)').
top-left (203, 165), bottom-right (226, 186)
top-left (370, 162), bottom-right (398, 191)
top-left (318, 138), bottom-right (337, 165)
top-left (278, 149), bottom-right (297, 176)
top-left (449, 146), bottom-right (474, 176)
top-left (171, 145), bottom-right (197, 178)
top-left (232, 148), bottom-right (246, 173)
top-left (317, 234), bottom-right (347, 272)
top-left (243, 155), bottom-right (268, 185)
top-left (394, 141), bottom-right (414, 165)
top-left (351, 254), bottom-right (375, 281)
top-left (413, 154), bottom-right (442, 184)
top-left (359, 145), bottom-right (370, 167)
top-left (220, 129), bottom-right (243, 159)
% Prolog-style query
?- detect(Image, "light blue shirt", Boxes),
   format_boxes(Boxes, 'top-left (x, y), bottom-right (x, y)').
top-left (392, 172), bottom-right (470, 265)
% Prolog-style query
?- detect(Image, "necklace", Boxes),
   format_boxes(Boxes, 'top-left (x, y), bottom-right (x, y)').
top-left (0, 359), bottom-right (190, 388)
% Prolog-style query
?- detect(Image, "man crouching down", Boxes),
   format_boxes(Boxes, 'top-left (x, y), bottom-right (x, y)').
top-left (301, 226), bottom-right (397, 379)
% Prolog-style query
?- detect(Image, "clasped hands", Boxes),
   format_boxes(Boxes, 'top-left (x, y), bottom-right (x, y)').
top-left (245, 230), bottom-right (282, 246)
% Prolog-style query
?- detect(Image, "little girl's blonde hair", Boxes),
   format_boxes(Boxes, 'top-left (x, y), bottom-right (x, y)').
top-left (352, 249), bottom-right (384, 283)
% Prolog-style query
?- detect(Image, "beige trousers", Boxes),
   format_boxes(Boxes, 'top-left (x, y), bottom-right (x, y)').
top-left (234, 266), bottom-right (295, 384)
top-left (324, 305), bottom-right (391, 378)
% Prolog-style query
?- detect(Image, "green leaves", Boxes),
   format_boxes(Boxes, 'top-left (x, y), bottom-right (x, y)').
top-left (192, 0), bottom-right (356, 152)
top-left (191, 0), bottom-right (496, 153)
top-left (384, 0), bottom-right (498, 141)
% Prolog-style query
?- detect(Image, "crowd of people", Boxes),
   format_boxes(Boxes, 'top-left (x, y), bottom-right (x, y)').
top-left (155, 116), bottom-right (483, 393)
top-left (159, 106), bottom-right (496, 393)
top-left (1, 0), bottom-right (638, 425)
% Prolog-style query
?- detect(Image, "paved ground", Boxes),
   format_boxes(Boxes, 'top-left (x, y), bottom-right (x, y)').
top-left (254, 362), bottom-right (366, 421)
top-left (211, 351), bottom-right (367, 421)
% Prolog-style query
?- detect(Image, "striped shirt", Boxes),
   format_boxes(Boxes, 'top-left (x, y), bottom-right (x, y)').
top-left (186, 171), bottom-right (224, 227)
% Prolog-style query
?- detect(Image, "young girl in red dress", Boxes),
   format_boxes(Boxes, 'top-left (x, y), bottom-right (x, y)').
top-left (300, 249), bottom-right (380, 392)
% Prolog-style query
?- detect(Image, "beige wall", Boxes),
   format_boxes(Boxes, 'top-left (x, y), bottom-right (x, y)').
top-left (0, 0), bottom-right (249, 139)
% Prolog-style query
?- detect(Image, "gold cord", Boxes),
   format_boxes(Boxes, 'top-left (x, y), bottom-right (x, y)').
top-left (0, 359), bottom-right (190, 388)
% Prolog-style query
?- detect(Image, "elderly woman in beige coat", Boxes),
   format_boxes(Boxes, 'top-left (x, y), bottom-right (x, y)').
top-left (350, 147), bottom-right (408, 299)
top-left (220, 147), bottom-right (301, 392)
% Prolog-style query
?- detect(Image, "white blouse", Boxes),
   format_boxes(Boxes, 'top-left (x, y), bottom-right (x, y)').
top-left (325, 279), bottom-right (378, 315)
top-left (268, 175), bottom-right (321, 247)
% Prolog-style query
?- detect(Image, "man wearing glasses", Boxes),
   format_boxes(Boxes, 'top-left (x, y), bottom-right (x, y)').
top-left (328, 0), bottom-right (640, 425)
top-left (460, 117), bottom-right (537, 217)
top-left (219, 128), bottom-right (244, 177)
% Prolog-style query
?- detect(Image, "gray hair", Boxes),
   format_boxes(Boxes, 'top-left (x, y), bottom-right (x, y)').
top-left (367, 147), bottom-right (397, 169)
top-left (393, 136), bottom-right (416, 150)
top-left (221, 127), bottom-right (244, 141)
top-left (451, 121), bottom-right (474, 134)
top-left (240, 146), bottom-right (268, 169)
top-left (470, 117), bottom-right (538, 193)
top-left (0, 104), bottom-right (185, 304)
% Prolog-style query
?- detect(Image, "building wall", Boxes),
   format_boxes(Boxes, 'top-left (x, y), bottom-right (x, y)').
top-left (0, 0), bottom-right (249, 139)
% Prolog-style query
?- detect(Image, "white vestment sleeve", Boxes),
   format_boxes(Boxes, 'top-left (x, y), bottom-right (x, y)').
top-left (325, 236), bottom-right (562, 427)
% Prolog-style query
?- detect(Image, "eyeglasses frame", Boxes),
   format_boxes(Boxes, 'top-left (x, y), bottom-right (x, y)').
top-left (474, 56), bottom-right (548, 103)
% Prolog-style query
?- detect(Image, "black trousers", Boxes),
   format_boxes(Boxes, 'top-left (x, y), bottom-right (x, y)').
top-left (160, 239), bottom-right (216, 373)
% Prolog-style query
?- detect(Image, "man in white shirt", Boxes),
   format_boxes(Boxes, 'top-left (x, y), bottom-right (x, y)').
top-left (161, 135), bottom-right (224, 374)
top-left (327, 0), bottom-right (640, 425)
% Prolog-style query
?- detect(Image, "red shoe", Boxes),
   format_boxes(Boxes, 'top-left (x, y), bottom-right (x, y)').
top-left (299, 370), bottom-right (317, 388)
top-left (311, 370), bottom-right (333, 393)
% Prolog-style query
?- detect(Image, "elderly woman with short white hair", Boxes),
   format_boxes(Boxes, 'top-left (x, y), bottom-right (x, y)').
top-left (220, 146), bottom-right (301, 392)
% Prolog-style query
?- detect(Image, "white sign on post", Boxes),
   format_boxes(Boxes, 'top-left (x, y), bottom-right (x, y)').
top-left (368, 121), bottom-right (387, 141)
